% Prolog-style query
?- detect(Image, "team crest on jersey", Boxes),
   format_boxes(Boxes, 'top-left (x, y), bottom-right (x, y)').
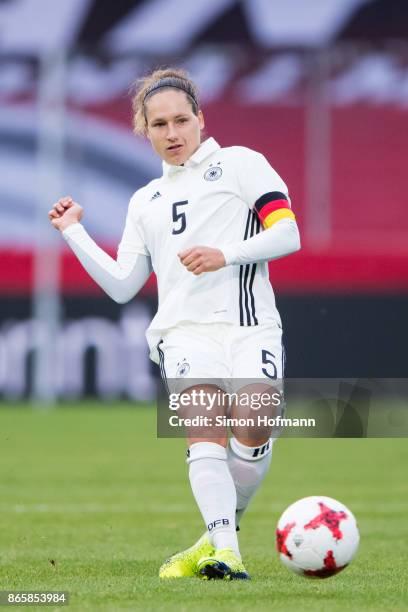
top-left (204, 165), bottom-right (222, 181)
top-left (176, 359), bottom-right (190, 377)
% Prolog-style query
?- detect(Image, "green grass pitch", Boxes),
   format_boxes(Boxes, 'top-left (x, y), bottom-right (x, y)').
top-left (0, 404), bottom-right (407, 611)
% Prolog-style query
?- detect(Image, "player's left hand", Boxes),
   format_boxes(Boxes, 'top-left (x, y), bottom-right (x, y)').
top-left (178, 246), bottom-right (226, 275)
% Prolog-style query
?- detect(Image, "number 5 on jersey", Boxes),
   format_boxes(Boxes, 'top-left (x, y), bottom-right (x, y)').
top-left (172, 200), bottom-right (188, 235)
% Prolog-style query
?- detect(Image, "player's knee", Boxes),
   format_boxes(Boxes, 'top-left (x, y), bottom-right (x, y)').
top-left (230, 383), bottom-right (284, 443)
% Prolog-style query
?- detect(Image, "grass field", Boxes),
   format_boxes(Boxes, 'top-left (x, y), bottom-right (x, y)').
top-left (0, 404), bottom-right (407, 611)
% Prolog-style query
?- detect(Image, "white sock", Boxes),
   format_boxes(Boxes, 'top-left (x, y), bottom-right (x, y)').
top-left (187, 442), bottom-right (240, 556)
top-left (227, 438), bottom-right (273, 527)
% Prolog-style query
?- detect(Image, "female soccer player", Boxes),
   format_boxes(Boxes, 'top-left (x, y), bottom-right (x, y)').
top-left (49, 68), bottom-right (300, 580)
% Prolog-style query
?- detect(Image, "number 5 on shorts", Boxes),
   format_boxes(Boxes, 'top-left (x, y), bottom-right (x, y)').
top-left (261, 349), bottom-right (277, 379)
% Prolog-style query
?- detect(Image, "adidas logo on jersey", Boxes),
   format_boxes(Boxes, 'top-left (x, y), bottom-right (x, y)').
top-left (150, 191), bottom-right (162, 201)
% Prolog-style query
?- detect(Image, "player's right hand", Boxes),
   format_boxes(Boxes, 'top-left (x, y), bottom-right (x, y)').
top-left (48, 196), bottom-right (83, 231)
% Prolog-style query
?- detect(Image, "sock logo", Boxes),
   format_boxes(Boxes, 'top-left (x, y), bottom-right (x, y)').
top-left (252, 440), bottom-right (270, 457)
top-left (207, 518), bottom-right (230, 532)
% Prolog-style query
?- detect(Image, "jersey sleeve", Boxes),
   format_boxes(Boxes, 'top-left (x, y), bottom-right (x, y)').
top-left (117, 192), bottom-right (150, 258)
top-left (236, 149), bottom-right (295, 229)
top-left (62, 223), bottom-right (152, 304)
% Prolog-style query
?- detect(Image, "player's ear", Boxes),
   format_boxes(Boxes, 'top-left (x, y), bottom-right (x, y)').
top-left (198, 110), bottom-right (205, 130)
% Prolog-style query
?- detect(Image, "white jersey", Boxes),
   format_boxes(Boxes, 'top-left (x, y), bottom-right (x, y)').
top-left (118, 137), bottom-right (290, 358)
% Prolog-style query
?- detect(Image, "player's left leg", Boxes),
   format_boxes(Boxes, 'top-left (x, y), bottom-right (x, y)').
top-left (227, 321), bottom-right (285, 527)
top-left (227, 436), bottom-right (273, 528)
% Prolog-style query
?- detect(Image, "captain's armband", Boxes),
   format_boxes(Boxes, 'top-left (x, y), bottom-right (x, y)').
top-left (254, 192), bottom-right (295, 229)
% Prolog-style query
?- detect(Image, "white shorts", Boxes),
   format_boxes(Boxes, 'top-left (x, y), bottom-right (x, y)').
top-left (156, 321), bottom-right (285, 393)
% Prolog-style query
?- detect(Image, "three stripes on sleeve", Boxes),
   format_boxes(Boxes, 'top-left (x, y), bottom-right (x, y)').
top-left (239, 191), bottom-right (295, 326)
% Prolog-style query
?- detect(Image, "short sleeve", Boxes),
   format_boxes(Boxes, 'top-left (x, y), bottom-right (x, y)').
top-left (117, 193), bottom-right (150, 257)
top-left (236, 149), bottom-right (295, 229)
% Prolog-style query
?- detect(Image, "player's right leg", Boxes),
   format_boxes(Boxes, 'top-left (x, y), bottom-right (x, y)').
top-left (160, 382), bottom-right (249, 579)
top-left (186, 422), bottom-right (250, 580)
top-left (156, 323), bottom-right (247, 578)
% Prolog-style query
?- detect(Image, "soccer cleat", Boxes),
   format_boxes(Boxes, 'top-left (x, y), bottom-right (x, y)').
top-left (159, 532), bottom-right (214, 578)
top-left (197, 548), bottom-right (251, 580)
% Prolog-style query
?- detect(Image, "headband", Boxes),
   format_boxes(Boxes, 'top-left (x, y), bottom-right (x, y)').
top-left (143, 77), bottom-right (198, 107)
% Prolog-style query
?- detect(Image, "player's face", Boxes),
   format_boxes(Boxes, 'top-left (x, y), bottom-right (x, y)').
top-left (145, 90), bottom-right (204, 165)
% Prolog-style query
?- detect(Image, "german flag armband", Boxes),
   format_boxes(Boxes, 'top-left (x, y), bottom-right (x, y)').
top-left (254, 191), bottom-right (295, 229)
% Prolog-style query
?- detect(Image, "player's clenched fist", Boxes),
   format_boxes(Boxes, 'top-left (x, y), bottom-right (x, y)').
top-left (178, 246), bottom-right (226, 275)
top-left (48, 196), bottom-right (83, 231)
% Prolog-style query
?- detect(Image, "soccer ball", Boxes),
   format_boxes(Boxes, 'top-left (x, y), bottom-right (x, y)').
top-left (276, 496), bottom-right (359, 578)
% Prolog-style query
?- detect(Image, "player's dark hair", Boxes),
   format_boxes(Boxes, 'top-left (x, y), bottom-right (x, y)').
top-left (131, 68), bottom-right (200, 134)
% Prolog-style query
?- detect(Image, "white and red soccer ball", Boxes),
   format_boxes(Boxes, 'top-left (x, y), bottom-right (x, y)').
top-left (276, 496), bottom-right (359, 578)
